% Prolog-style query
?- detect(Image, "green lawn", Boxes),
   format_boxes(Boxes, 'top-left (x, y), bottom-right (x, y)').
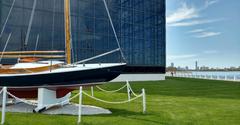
top-left (2, 77), bottom-right (240, 125)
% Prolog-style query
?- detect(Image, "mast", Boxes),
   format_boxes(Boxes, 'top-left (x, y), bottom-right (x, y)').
top-left (64, 0), bottom-right (71, 64)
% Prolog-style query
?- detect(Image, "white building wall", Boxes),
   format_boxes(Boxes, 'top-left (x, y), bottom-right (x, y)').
top-left (111, 74), bottom-right (165, 82)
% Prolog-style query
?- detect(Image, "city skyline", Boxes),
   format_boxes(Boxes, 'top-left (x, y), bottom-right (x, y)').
top-left (166, 0), bottom-right (240, 69)
top-left (168, 61), bottom-right (240, 71)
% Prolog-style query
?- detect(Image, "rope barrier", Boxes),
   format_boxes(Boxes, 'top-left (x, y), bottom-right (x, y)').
top-left (95, 81), bottom-right (139, 98)
top-left (0, 82), bottom-right (146, 124)
top-left (128, 84), bottom-right (139, 97)
top-left (82, 91), bottom-right (143, 104)
top-left (6, 91), bottom-right (37, 106)
top-left (45, 92), bottom-right (80, 108)
top-left (96, 84), bottom-right (127, 93)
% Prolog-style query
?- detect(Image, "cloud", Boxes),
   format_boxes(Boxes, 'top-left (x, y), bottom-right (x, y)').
top-left (194, 31), bottom-right (221, 38)
top-left (168, 54), bottom-right (198, 60)
top-left (188, 29), bottom-right (206, 33)
top-left (167, 1), bottom-right (222, 27)
top-left (168, 19), bottom-right (221, 27)
top-left (166, 3), bottom-right (199, 24)
top-left (188, 28), bottom-right (222, 38)
top-left (205, 0), bottom-right (219, 8)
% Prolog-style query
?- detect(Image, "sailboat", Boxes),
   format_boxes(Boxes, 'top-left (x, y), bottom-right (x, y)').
top-left (0, 0), bottom-right (126, 88)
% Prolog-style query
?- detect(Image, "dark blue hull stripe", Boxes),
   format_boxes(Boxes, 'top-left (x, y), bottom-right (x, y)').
top-left (0, 65), bottom-right (125, 87)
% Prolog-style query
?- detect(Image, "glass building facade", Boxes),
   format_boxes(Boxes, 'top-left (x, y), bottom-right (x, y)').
top-left (0, 0), bottom-right (165, 73)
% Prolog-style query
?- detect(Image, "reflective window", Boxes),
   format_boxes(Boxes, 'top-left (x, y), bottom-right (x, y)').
top-left (0, 0), bottom-right (165, 67)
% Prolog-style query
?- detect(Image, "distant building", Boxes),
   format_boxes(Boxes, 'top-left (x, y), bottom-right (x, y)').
top-left (200, 66), bottom-right (209, 71)
top-left (177, 66), bottom-right (181, 70)
top-left (171, 63), bottom-right (174, 67)
top-left (195, 61), bottom-right (199, 70)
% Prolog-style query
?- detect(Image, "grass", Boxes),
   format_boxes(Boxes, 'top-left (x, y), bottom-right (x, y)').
top-left (2, 77), bottom-right (240, 125)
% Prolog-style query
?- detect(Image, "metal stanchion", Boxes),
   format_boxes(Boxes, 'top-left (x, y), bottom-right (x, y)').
top-left (91, 86), bottom-right (94, 97)
top-left (142, 88), bottom-right (146, 114)
top-left (78, 86), bottom-right (83, 124)
top-left (1, 87), bottom-right (7, 125)
top-left (126, 81), bottom-right (131, 101)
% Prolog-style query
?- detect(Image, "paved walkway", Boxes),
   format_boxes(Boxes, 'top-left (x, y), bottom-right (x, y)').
top-left (0, 102), bottom-right (111, 115)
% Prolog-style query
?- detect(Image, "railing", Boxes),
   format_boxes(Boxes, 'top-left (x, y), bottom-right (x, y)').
top-left (166, 72), bottom-right (240, 82)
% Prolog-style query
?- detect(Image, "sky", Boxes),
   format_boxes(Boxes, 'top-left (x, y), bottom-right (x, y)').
top-left (166, 0), bottom-right (240, 69)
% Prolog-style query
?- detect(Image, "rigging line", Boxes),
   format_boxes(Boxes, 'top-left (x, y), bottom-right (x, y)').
top-left (102, 0), bottom-right (126, 62)
top-left (34, 34), bottom-right (39, 56)
top-left (0, 0), bottom-right (16, 39)
top-left (0, 33), bottom-right (12, 62)
top-left (74, 48), bottom-right (120, 64)
top-left (50, 0), bottom-right (56, 72)
top-left (49, 0), bottom-right (56, 72)
top-left (51, 0), bottom-right (56, 52)
top-left (24, 0), bottom-right (37, 49)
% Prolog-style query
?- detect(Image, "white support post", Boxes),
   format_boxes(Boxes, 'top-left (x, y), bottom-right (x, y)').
top-left (91, 86), bottom-right (94, 97)
top-left (234, 75), bottom-right (236, 81)
top-left (225, 75), bottom-right (227, 80)
top-left (142, 88), bottom-right (146, 114)
top-left (126, 80), bottom-right (131, 101)
top-left (1, 87), bottom-right (7, 125)
top-left (78, 86), bottom-right (83, 124)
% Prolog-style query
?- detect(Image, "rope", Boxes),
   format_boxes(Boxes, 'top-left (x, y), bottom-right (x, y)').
top-left (96, 82), bottom-right (139, 97)
top-left (6, 91), bottom-right (37, 106)
top-left (6, 90), bottom-right (80, 108)
top-left (34, 34), bottom-right (40, 56)
top-left (0, 33), bottom-right (12, 62)
top-left (60, 92), bottom-right (80, 105)
top-left (24, 0), bottom-right (37, 49)
top-left (51, 0), bottom-right (56, 51)
top-left (0, 88), bottom-right (3, 95)
top-left (96, 84), bottom-right (127, 93)
top-left (0, 0), bottom-right (16, 39)
top-left (74, 48), bottom-right (120, 64)
top-left (82, 91), bottom-right (142, 104)
top-left (102, 0), bottom-right (126, 62)
top-left (128, 85), bottom-right (138, 97)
